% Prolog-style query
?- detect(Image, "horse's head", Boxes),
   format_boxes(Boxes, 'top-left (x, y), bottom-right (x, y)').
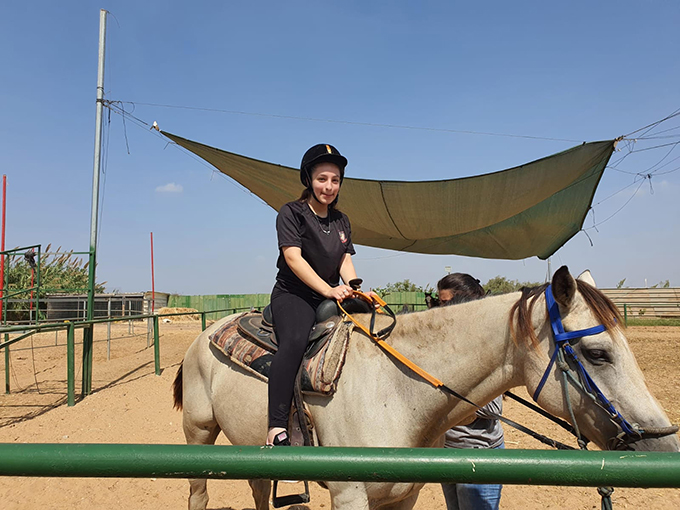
top-left (518, 266), bottom-right (679, 452)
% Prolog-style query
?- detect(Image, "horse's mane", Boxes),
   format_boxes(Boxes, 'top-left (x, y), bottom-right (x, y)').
top-left (509, 280), bottom-right (623, 349)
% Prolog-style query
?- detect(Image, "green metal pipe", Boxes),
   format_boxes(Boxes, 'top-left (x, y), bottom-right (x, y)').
top-left (3, 334), bottom-right (8, 394)
top-left (35, 245), bottom-right (41, 325)
top-left (0, 307), bottom-right (242, 336)
top-left (0, 244), bottom-right (42, 254)
top-left (153, 315), bottom-right (160, 376)
top-left (0, 325), bottom-right (65, 350)
top-left (201, 311), bottom-right (206, 331)
top-left (67, 324), bottom-right (75, 407)
top-left (81, 326), bottom-right (92, 397)
top-left (624, 303), bottom-right (628, 327)
top-left (0, 444), bottom-right (678, 488)
top-left (2, 287), bottom-right (41, 299)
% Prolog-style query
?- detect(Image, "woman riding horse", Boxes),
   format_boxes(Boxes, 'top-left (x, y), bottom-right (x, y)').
top-left (267, 143), bottom-right (364, 446)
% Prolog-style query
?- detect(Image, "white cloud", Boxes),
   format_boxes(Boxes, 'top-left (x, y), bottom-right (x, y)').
top-left (155, 182), bottom-right (183, 193)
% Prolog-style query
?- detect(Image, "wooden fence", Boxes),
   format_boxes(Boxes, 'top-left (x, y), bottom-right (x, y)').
top-left (600, 288), bottom-right (680, 318)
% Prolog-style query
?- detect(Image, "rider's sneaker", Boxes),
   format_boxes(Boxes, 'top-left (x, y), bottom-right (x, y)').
top-left (272, 430), bottom-right (291, 446)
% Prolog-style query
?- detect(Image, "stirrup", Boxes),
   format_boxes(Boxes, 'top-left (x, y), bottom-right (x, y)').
top-left (272, 480), bottom-right (310, 508)
top-left (270, 429), bottom-right (310, 507)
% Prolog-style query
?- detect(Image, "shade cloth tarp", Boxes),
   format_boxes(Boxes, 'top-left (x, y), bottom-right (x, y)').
top-left (163, 132), bottom-right (615, 260)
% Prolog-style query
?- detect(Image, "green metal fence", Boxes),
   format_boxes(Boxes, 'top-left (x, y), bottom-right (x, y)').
top-left (0, 307), bottom-right (250, 406)
top-left (168, 294), bottom-right (270, 320)
top-left (0, 444), bottom-right (678, 487)
top-left (168, 292), bottom-right (430, 316)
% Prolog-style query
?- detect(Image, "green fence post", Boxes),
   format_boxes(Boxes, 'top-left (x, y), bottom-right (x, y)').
top-left (201, 312), bottom-right (206, 331)
top-left (4, 333), bottom-right (9, 394)
top-left (153, 315), bottom-right (161, 376)
top-left (81, 325), bottom-right (92, 398)
top-left (624, 303), bottom-right (628, 327)
top-left (67, 324), bottom-right (75, 407)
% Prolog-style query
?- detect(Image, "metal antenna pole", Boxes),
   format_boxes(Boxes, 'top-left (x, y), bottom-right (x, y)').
top-left (83, 9), bottom-right (107, 397)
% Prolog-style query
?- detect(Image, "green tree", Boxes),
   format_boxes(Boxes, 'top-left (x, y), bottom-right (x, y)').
top-left (482, 276), bottom-right (542, 295)
top-left (373, 279), bottom-right (424, 297)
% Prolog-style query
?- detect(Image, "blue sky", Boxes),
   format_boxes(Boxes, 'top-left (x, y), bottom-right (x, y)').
top-left (1, 2), bottom-right (678, 295)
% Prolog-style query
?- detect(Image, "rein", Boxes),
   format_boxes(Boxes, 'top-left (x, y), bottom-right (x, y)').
top-left (338, 291), bottom-right (578, 450)
top-left (338, 292), bottom-right (444, 384)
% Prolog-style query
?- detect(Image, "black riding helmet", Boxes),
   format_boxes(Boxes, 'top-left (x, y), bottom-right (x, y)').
top-left (300, 144), bottom-right (348, 187)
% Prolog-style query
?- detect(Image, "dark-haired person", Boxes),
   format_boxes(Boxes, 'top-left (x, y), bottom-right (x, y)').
top-left (437, 273), bottom-right (504, 510)
top-left (266, 144), bottom-right (361, 447)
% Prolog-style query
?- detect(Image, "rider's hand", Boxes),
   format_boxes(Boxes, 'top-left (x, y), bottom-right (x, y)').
top-left (366, 290), bottom-right (382, 308)
top-left (327, 285), bottom-right (354, 302)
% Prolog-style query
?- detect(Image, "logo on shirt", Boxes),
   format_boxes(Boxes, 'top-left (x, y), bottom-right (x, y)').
top-left (338, 230), bottom-right (347, 243)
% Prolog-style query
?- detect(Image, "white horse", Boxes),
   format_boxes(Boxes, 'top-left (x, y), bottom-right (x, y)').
top-left (173, 266), bottom-right (679, 510)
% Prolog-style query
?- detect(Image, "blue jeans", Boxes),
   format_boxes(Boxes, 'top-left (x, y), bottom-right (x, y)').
top-left (441, 442), bottom-right (503, 510)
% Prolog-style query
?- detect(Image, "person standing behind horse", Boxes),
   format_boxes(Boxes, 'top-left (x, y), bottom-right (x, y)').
top-left (267, 144), bottom-right (360, 447)
top-left (437, 273), bottom-right (504, 510)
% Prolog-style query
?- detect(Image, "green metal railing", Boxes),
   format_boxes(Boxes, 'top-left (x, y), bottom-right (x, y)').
top-left (0, 444), bottom-right (678, 487)
top-left (1, 245), bottom-right (42, 325)
top-left (0, 307), bottom-right (255, 406)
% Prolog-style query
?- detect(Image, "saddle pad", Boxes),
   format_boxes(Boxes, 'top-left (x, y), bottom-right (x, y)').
top-left (210, 313), bottom-right (351, 396)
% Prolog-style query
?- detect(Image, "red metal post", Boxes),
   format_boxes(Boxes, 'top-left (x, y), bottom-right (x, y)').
top-left (0, 175), bottom-right (6, 323)
top-left (29, 266), bottom-right (34, 322)
top-left (150, 232), bottom-right (155, 313)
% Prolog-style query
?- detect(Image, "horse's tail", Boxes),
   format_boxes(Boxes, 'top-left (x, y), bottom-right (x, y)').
top-left (172, 361), bottom-right (183, 411)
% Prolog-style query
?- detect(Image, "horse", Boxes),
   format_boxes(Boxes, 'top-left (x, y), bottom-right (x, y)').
top-left (172, 266), bottom-right (679, 510)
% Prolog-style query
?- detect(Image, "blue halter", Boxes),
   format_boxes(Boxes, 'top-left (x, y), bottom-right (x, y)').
top-left (532, 285), bottom-right (641, 439)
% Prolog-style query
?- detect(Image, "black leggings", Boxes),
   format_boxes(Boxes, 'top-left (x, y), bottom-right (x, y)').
top-left (268, 290), bottom-right (318, 429)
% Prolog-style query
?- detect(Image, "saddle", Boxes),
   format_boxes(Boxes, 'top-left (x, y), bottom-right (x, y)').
top-left (236, 297), bottom-right (374, 358)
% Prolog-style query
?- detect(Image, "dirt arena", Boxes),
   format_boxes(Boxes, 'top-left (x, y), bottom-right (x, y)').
top-left (0, 320), bottom-right (678, 509)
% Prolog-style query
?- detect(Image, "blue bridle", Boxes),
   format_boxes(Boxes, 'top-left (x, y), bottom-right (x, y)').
top-left (532, 285), bottom-right (642, 442)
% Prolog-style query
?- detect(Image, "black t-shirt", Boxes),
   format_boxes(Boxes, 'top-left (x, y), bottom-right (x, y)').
top-left (274, 201), bottom-right (356, 300)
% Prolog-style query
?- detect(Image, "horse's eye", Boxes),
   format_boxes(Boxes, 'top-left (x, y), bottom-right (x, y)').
top-left (584, 348), bottom-right (610, 364)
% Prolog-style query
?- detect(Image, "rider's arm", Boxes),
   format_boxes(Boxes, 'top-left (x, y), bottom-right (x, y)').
top-left (338, 253), bottom-right (358, 285)
top-left (282, 247), bottom-right (351, 300)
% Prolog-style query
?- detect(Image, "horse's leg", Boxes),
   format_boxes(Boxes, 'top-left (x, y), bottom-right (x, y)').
top-left (184, 416), bottom-right (221, 510)
top-left (327, 482), bottom-right (370, 510)
top-left (248, 479), bottom-right (271, 510)
top-left (374, 493), bottom-right (419, 510)
top-left (182, 341), bottom-right (222, 510)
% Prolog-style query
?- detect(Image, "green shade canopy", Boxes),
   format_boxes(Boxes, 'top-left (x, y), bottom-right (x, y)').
top-left (163, 132), bottom-right (615, 260)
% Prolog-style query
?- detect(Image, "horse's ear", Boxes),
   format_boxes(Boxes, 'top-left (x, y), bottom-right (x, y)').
top-left (576, 269), bottom-right (597, 288)
top-left (552, 265), bottom-right (576, 308)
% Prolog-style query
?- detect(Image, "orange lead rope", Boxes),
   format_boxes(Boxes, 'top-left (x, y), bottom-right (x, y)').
top-left (341, 291), bottom-right (582, 452)
top-left (337, 291), bottom-right (444, 388)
